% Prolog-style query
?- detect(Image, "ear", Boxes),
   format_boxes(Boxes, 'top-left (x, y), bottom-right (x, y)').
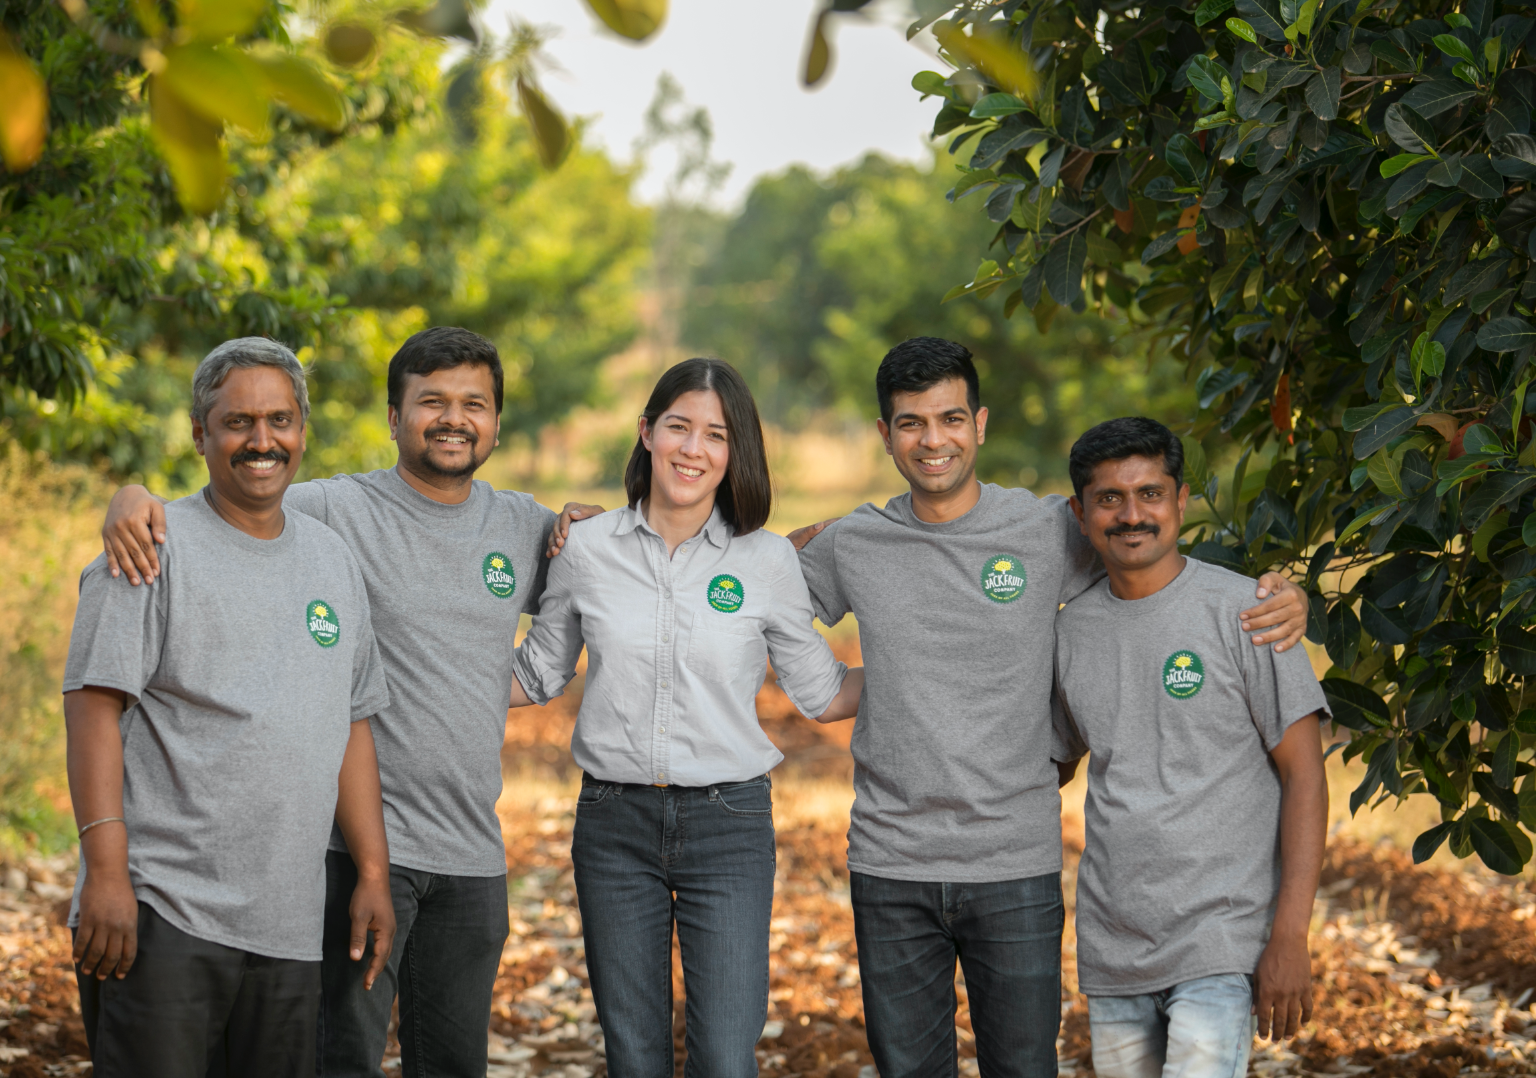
top-left (1177, 481), bottom-right (1189, 523)
top-left (876, 418), bottom-right (893, 456)
top-left (387, 404), bottom-right (400, 443)
top-left (975, 405), bottom-right (989, 445)
top-left (1069, 494), bottom-right (1088, 534)
top-left (191, 416), bottom-right (207, 458)
top-left (638, 415), bottom-right (654, 453)
top-left (493, 410), bottom-right (502, 448)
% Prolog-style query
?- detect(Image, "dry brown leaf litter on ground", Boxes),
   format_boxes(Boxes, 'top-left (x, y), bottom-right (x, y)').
top-left (6, 647), bottom-right (1536, 1076)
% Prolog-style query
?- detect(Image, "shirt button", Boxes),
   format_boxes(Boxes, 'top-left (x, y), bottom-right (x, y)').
top-left (662, 633), bottom-right (669, 643)
top-left (657, 772), bottom-right (665, 781)
top-left (661, 680), bottom-right (670, 689)
top-left (660, 725), bottom-right (667, 733)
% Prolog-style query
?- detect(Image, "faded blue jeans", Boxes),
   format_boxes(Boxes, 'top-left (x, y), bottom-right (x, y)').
top-left (851, 871), bottom-right (1065, 1078)
top-left (571, 773), bottom-right (776, 1078)
top-left (1088, 973), bottom-right (1256, 1078)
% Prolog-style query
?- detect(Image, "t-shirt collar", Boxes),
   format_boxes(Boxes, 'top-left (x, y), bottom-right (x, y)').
top-left (1101, 554), bottom-right (1197, 611)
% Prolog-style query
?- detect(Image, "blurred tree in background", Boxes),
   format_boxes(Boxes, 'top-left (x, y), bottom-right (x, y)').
top-left (682, 152), bottom-right (1194, 486)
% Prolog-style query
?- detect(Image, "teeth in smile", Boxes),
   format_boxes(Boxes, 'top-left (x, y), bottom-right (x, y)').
top-left (436, 435), bottom-right (467, 443)
top-left (920, 457), bottom-right (953, 466)
top-left (675, 466), bottom-right (703, 478)
top-left (245, 460), bottom-right (277, 471)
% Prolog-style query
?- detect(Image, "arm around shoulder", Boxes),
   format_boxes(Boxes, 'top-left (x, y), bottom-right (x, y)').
top-left (102, 485), bottom-right (169, 585)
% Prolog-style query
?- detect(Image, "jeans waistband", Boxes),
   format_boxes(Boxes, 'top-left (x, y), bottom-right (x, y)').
top-left (581, 771), bottom-right (770, 792)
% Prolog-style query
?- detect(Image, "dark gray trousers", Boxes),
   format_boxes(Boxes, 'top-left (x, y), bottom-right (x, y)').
top-left (75, 901), bottom-right (321, 1078)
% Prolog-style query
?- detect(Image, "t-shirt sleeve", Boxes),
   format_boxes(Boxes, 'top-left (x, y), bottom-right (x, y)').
top-left (346, 575), bottom-right (391, 722)
top-left (1236, 607), bottom-right (1331, 750)
top-left (62, 554), bottom-right (169, 708)
top-left (521, 503), bottom-right (559, 613)
top-left (796, 521), bottom-right (851, 627)
top-left (283, 480), bottom-right (329, 524)
top-left (1050, 497), bottom-right (1103, 605)
top-left (763, 545), bottom-right (849, 720)
top-left (511, 530), bottom-right (586, 706)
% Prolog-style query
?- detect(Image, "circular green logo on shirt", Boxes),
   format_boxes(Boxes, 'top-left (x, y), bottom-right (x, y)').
top-left (1163, 650), bottom-right (1205, 699)
top-left (980, 554), bottom-right (1027, 603)
top-left (482, 552), bottom-right (516, 598)
top-left (307, 600), bottom-right (340, 648)
top-left (708, 573), bottom-right (745, 613)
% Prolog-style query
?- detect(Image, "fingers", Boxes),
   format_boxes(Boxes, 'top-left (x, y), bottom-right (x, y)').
top-left (349, 911), bottom-right (368, 962)
top-left (364, 914), bottom-right (394, 991)
top-left (97, 930), bottom-right (125, 981)
top-left (117, 925), bottom-right (138, 978)
top-left (78, 923), bottom-right (109, 979)
top-left (1254, 992), bottom-right (1274, 1040)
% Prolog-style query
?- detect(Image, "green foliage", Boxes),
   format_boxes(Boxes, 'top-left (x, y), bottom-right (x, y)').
top-left (681, 153), bottom-right (1193, 486)
top-left (0, 7), bottom-right (647, 485)
top-left (922, 0), bottom-right (1536, 871)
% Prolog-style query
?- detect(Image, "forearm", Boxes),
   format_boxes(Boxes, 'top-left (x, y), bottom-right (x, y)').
top-left (1272, 750), bottom-right (1328, 939)
top-left (816, 667), bottom-right (864, 723)
top-left (509, 670), bottom-right (533, 709)
top-left (335, 720), bottom-right (390, 881)
top-left (65, 688), bottom-right (129, 877)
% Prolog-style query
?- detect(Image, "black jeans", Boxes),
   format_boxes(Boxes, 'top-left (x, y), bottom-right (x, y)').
top-left (76, 901), bottom-right (320, 1078)
top-left (571, 773), bottom-right (776, 1078)
top-left (851, 871), bottom-right (1065, 1078)
top-left (316, 851), bottom-right (509, 1078)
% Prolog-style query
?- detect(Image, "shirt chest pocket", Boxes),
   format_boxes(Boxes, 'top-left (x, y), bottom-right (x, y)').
top-left (686, 619), bottom-right (767, 687)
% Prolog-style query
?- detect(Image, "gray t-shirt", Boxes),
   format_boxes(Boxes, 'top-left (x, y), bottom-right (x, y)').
top-left (284, 469), bottom-right (556, 876)
top-left (797, 483), bottom-right (1100, 883)
top-left (1053, 557), bottom-right (1329, 996)
top-left (63, 491), bottom-right (389, 961)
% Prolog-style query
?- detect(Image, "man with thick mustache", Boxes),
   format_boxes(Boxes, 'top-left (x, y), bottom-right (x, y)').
top-left (65, 339), bottom-right (394, 1076)
top-left (99, 327), bottom-right (599, 1078)
top-left (788, 338), bottom-right (1311, 1077)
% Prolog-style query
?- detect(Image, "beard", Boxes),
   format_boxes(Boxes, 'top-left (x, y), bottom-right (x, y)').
top-left (407, 424), bottom-right (488, 480)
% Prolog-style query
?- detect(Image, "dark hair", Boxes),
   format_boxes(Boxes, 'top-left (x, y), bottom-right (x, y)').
top-left (1068, 416), bottom-right (1185, 500)
top-left (875, 337), bottom-right (981, 423)
top-left (624, 358), bottom-right (772, 535)
top-left (387, 326), bottom-right (504, 413)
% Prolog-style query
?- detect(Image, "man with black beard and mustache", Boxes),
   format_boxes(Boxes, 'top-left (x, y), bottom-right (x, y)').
top-left (98, 327), bottom-right (602, 1078)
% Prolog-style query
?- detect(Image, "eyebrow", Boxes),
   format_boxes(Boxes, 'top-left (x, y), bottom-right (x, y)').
top-left (663, 412), bottom-right (727, 429)
top-left (894, 407), bottom-right (970, 423)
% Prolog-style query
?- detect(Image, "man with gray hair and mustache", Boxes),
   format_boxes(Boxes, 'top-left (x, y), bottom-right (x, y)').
top-left (63, 338), bottom-right (396, 1077)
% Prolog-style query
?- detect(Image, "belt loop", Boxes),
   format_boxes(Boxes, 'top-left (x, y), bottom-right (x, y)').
top-left (707, 784), bottom-right (718, 801)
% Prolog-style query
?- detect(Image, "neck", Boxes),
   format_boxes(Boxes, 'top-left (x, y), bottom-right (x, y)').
top-left (643, 487), bottom-right (715, 556)
top-left (1105, 552), bottom-right (1187, 601)
top-left (910, 476), bottom-right (983, 524)
top-left (203, 484), bottom-right (286, 540)
top-left (395, 458), bottom-right (474, 505)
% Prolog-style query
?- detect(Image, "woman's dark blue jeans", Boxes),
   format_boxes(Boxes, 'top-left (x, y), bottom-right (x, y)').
top-left (571, 772), bottom-right (776, 1078)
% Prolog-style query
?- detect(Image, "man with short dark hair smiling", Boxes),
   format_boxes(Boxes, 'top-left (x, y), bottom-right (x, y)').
top-left (792, 339), bottom-right (1312, 1077)
top-left (1054, 416), bottom-right (1329, 1078)
top-left (64, 338), bottom-right (394, 1076)
top-left (98, 327), bottom-right (601, 1078)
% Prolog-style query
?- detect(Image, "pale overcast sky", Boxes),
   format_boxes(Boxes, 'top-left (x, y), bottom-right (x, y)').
top-left (482, 0), bottom-right (943, 205)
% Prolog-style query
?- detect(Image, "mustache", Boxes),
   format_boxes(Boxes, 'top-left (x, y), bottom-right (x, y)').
top-left (1104, 522), bottom-right (1159, 538)
top-left (230, 447), bottom-right (290, 466)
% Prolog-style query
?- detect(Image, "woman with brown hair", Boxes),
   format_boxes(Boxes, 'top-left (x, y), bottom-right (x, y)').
top-left (511, 357), bottom-right (862, 1077)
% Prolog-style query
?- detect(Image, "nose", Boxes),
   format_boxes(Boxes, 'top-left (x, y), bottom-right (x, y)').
top-left (248, 417), bottom-right (278, 451)
top-left (918, 422), bottom-right (947, 449)
top-left (680, 428), bottom-right (706, 457)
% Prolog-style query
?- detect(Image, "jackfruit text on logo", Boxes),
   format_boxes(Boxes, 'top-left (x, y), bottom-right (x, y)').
top-left (708, 573), bottom-right (745, 613)
top-left (307, 600), bottom-right (340, 648)
top-left (1163, 650), bottom-right (1205, 699)
top-left (980, 555), bottom-right (1027, 603)
top-left (483, 552), bottom-right (516, 598)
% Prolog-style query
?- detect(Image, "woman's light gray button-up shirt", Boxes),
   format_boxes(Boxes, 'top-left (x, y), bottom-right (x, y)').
top-left (512, 505), bottom-right (848, 786)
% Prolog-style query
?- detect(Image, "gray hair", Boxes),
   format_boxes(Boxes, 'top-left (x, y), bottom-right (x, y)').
top-left (190, 338), bottom-right (310, 425)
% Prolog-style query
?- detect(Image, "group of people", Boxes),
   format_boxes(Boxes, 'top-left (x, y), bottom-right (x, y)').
top-left (66, 326), bottom-right (1329, 1078)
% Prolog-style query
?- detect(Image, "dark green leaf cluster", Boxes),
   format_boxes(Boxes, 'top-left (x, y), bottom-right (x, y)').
top-left (923, 0), bottom-right (1536, 872)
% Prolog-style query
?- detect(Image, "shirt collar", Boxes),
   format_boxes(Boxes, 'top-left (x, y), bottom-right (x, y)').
top-left (614, 503), bottom-right (732, 547)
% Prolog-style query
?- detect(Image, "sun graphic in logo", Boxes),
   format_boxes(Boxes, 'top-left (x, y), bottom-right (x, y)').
top-left (720, 579), bottom-right (737, 590)
top-left (490, 556), bottom-right (505, 570)
top-left (992, 559), bottom-right (1013, 572)
top-left (1174, 654), bottom-right (1193, 669)
top-left (314, 604), bottom-right (329, 619)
